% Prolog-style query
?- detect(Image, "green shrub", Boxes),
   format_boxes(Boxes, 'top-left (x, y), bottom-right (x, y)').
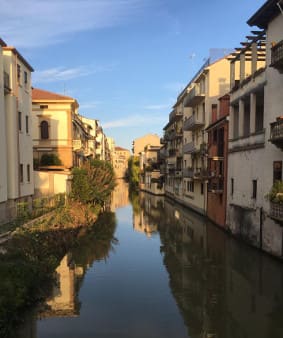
top-left (40, 153), bottom-right (62, 166)
top-left (266, 180), bottom-right (283, 203)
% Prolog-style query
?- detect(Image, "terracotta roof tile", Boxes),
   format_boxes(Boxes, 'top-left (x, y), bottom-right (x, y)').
top-left (32, 88), bottom-right (76, 101)
top-left (115, 146), bottom-right (130, 152)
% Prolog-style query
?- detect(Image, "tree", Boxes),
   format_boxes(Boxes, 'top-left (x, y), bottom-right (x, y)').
top-left (71, 160), bottom-right (116, 206)
top-left (128, 156), bottom-right (140, 190)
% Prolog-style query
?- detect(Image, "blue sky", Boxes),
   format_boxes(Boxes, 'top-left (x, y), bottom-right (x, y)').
top-left (1, 0), bottom-right (266, 150)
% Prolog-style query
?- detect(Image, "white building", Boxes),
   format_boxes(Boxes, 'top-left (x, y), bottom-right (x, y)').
top-left (0, 39), bottom-right (34, 223)
top-left (227, 0), bottom-right (283, 257)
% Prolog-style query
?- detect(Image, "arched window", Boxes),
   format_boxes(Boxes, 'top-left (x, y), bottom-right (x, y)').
top-left (40, 120), bottom-right (49, 139)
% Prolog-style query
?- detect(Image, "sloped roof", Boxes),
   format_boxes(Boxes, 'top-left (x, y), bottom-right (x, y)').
top-left (32, 88), bottom-right (76, 101)
top-left (247, 0), bottom-right (280, 29)
top-left (115, 146), bottom-right (130, 152)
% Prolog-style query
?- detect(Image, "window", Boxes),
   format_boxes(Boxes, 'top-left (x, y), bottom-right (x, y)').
top-left (40, 104), bottom-right (48, 109)
top-left (252, 180), bottom-right (257, 199)
top-left (17, 64), bottom-right (21, 82)
top-left (25, 116), bottom-right (29, 134)
top-left (18, 111), bottom-right (22, 131)
top-left (20, 164), bottom-right (23, 183)
top-left (40, 120), bottom-right (49, 139)
top-left (24, 71), bottom-right (28, 84)
top-left (187, 181), bottom-right (194, 192)
top-left (27, 164), bottom-right (30, 182)
top-left (231, 178), bottom-right (234, 196)
top-left (273, 161), bottom-right (282, 183)
top-left (201, 183), bottom-right (204, 195)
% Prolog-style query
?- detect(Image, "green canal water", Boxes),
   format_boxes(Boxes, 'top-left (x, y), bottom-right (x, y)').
top-left (8, 181), bottom-right (283, 337)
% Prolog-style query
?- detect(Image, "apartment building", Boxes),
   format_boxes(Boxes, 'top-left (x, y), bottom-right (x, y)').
top-left (139, 144), bottom-right (165, 195)
top-left (162, 56), bottom-right (231, 215)
top-left (227, 0), bottom-right (283, 257)
top-left (0, 39), bottom-right (34, 223)
top-left (162, 104), bottom-right (184, 199)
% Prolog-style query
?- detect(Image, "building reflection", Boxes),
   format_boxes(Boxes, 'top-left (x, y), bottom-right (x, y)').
top-left (138, 192), bottom-right (283, 338)
top-left (40, 253), bottom-right (81, 319)
top-left (132, 192), bottom-right (163, 237)
top-left (110, 179), bottom-right (129, 211)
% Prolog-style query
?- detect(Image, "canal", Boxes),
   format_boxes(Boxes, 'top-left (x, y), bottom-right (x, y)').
top-left (9, 180), bottom-right (283, 337)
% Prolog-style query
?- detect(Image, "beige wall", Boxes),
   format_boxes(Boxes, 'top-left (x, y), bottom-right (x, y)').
top-left (133, 134), bottom-right (160, 156)
top-left (0, 46), bottom-right (7, 203)
top-left (34, 171), bottom-right (71, 196)
top-left (32, 101), bottom-right (73, 168)
top-left (3, 49), bottom-right (34, 200)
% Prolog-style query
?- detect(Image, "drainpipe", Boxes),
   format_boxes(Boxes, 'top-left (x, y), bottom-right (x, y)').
top-left (259, 207), bottom-right (263, 250)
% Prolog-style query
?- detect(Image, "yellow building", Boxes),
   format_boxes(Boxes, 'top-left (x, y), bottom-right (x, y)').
top-left (162, 54), bottom-right (232, 215)
top-left (0, 38), bottom-right (34, 223)
top-left (32, 88), bottom-right (93, 170)
top-left (132, 133), bottom-right (160, 156)
top-left (113, 146), bottom-right (130, 178)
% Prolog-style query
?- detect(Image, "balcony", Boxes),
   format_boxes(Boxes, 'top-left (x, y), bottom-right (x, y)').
top-left (169, 110), bottom-right (183, 122)
top-left (183, 115), bottom-right (205, 131)
top-left (4, 71), bottom-right (10, 95)
top-left (168, 148), bottom-right (177, 157)
top-left (72, 139), bottom-right (82, 150)
top-left (183, 142), bottom-right (196, 154)
top-left (194, 168), bottom-right (210, 180)
top-left (175, 170), bottom-right (182, 177)
top-left (270, 119), bottom-right (283, 149)
top-left (183, 167), bottom-right (194, 178)
top-left (184, 84), bottom-right (205, 107)
top-left (208, 178), bottom-right (224, 194)
top-left (270, 40), bottom-right (283, 73)
top-left (270, 202), bottom-right (283, 223)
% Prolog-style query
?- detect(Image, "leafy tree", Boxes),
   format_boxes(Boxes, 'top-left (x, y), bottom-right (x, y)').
top-left (71, 160), bottom-right (116, 206)
top-left (128, 156), bottom-right (140, 190)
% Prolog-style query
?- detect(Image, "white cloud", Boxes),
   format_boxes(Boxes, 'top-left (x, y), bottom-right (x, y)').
top-left (1, 0), bottom-right (150, 48)
top-left (144, 103), bottom-right (171, 111)
top-left (33, 63), bottom-right (115, 83)
top-left (103, 113), bottom-right (165, 129)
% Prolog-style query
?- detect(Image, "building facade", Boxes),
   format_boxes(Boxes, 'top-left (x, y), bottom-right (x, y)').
top-left (113, 146), bottom-right (130, 178)
top-left (0, 39), bottom-right (34, 223)
top-left (132, 134), bottom-right (161, 157)
top-left (162, 56), bottom-right (231, 215)
top-left (227, 0), bottom-right (283, 257)
top-left (206, 94), bottom-right (230, 228)
top-left (32, 88), bottom-right (97, 170)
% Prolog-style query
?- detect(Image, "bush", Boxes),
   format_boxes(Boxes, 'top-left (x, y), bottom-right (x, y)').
top-left (266, 180), bottom-right (283, 204)
top-left (40, 153), bottom-right (62, 166)
top-left (71, 160), bottom-right (116, 206)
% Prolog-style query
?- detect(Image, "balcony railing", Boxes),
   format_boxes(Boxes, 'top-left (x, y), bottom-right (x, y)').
top-left (271, 40), bottom-right (283, 73)
top-left (169, 110), bottom-right (183, 122)
top-left (183, 167), bottom-right (194, 178)
top-left (208, 179), bottom-right (224, 193)
top-left (183, 115), bottom-right (205, 131)
top-left (72, 139), bottom-right (82, 150)
top-left (270, 202), bottom-right (283, 222)
top-left (270, 119), bottom-right (283, 148)
top-left (4, 71), bottom-right (10, 94)
top-left (194, 168), bottom-right (210, 180)
top-left (184, 84), bottom-right (205, 107)
top-left (183, 142), bottom-right (196, 154)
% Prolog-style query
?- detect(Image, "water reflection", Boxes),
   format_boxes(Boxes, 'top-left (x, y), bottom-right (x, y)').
top-left (139, 193), bottom-right (283, 338)
top-left (10, 183), bottom-right (283, 338)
